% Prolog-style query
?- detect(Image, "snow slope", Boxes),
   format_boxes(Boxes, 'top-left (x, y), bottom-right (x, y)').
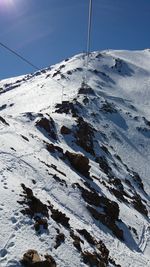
top-left (0, 49), bottom-right (150, 267)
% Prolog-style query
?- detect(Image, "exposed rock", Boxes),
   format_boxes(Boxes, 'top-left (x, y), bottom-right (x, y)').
top-left (82, 250), bottom-right (108, 267)
top-left (52, 174), bottom-right (67, 187)
top-left (45, 142), bottom-right (64, 155)
top-left (18, 184), bottom-right (49, 233)
top-left (100, 101), bottom-right (117, 113)
top-left (143, 117), bottom-right (150, 127)
top-left (36, 116), bottom-right (57, 140)
top-left (55, 101), bottom-right (78, 117)
top-left (74, 183), bottom-right (123, 240)
top-left (70, 230), bottom-right (83, 252)
top-left (109, 257), bottom-right (121, 267)
top-left (96, 156), bottom-right (112, 175)
top-left (83, 96), bottom-right (89, 105)
top-left (52, 70), bottom-right (60, 78)
top-left (132, 171), bottom-right (145, 192)
top-left (46, 143), bottom-right (55, 153)
top-left (0, 115), bottom-right (9, 126)
top-left (96, 240), bottom-right (109, 265)
top-left (19, 184), bottom-right (49, 218)
top-left (34, 217), bottom-right (48, 232)
top-left (21, 250), bottom-right (41, 266)
top-left (75, 183), bottom-right (101, 206)
top-left (54, 233), bottom-right (65, 249)
top-left (0, 104), bottom-right (7, 111)
top-left (77, 229), bottom-right (95, 245)
top-left (21, 135), bottom-right (29, 142)
top-left (108, 177), bottom-right (130, 202)
top-left (87, 205), bottom-right (124, 240)
top-left (50, 164), bottom-right (66, 177)
top-left (109, 188), bottom-right (128, 202)
top-left (50, 208), bottom-right (70, 228)
top-left (60, 125), bottom-right (71, 135)
top-left (21, 250), bottom-right (56, 267)
top-left (65, 151), bottom-right (91, 177)
top-left (75, 117), bottom-right (95, 155)
top-left (112, 58), bottom-right (133, 76)
top-left (109, 178), bottom-right (124, 191)
top-left (100, 145), bottom-right (110, 154)
top-left (95, 53), bottom-right (103, 59)
top-left (132, 194), bottom-right (148, 216)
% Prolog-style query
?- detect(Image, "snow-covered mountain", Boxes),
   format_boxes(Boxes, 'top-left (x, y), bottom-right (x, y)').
top-left (0, 49), bottom-right (150, 267)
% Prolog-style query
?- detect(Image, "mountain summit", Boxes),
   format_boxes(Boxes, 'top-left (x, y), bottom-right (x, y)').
top-left (0, 50), bottom-right (150, 267)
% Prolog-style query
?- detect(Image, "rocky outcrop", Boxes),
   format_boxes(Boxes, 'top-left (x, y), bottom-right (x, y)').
top-left (60, 125), bottom-right (71, 135)
top-left (55, 101), bottom-right (78, 117)
top-left (65, 151), bottom-right (91, 177)
top-left (100, 100), bottom-right (117, 113)
top-left (18, 184), bottom-right (49, 233)
top-left (75, 117), bottom-right (95, 155)
top-left (132, 194), bottom-right (148, 216)
top-left (74, 183), bottom-right (123, 240)
top-left (45, 142), bottom-right (63, 155)
top-left (0, 115), bottom-right (9, 126)
top-left (82, 250), bottom-right (108, 267)
top-left (54, 232), bottom-right (65, 249)
top-left (50, 207), bottom-right (70, 228)
top-left (21, 250), bottom-right (56, 267)
top-left (96, 156), bottom-right (112, 175)
top-left (36, 115), bottom-right (57, 140)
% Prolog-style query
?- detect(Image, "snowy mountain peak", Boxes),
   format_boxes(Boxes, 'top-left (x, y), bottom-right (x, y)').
top-left (0, 50), bottom-right (150, 267)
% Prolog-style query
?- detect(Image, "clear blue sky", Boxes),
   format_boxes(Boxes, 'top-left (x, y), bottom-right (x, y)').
top-left (0, 0), bottom-right (150, 79)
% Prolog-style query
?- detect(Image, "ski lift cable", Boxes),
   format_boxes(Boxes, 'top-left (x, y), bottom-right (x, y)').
top-left (83, 0), bottom-right (93, 85)
top-left (0, 41), bottom-right (65, 101)
top-left (87, 0), bottom-right (93, 57)
top-left (0, 41), bottom-right (40, 71)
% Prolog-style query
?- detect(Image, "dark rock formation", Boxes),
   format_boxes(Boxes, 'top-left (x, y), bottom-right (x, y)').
top-left (21, 250), bottom-right (56, 267)
top-left (55, 101), bottom-right (78, 117)
top-left (77, 229), bottom-right (95, 245)
top-left (65, 151), bottom-right (90, 177)
top-left (74, 183), bottom-right (123, 240)
top-left (75, 117), bottom-right (95, 155)
top-left (132, 194), bottom-right (148, 216)
top-left (60, 125), bottom-right (71, 135)
top-left (82, 250), bottom-right (108, 267)
top-left (54, 233), bottom-right (65, 249)
top-left (96, 156), bottom-right (112, 175)
top-left (50, 208), bottom-right (70, 228)
top-left (87, 205), bottom-right (123, 240)
top-left (100, 101), bottom-right (117, 113)
top-left (70, 230), bottom-right (83, 252)
top-left (0, 115), bottom-right (9, 126)
top-left (36, 116), bottom-right (57, 140)
top-left (45, 142), bottom-right (63, 155)
top-left (18, 184), bottom-right (49, 233)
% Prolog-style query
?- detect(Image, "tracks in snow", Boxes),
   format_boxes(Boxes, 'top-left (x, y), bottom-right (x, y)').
top-left (138, 224), bottom-right (150, 253)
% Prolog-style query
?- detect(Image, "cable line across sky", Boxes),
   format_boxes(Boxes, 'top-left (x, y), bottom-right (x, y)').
top-left (0, 41), bottom-right (40, 71)
top-left (0, 0), bottom-right (94, 102)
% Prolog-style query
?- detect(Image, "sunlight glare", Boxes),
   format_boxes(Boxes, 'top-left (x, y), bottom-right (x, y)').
top-left (0, 0), bottom-right (16, 9)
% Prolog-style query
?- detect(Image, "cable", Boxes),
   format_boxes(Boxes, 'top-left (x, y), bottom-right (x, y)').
top-left (83, 0), bottom-right (93, 85)
top-left (0, 41), bottom-right (40, 71)
top-left (0, 41), bottom-right (65, 102)
top-left (87, 0), bottom-right (93, 56)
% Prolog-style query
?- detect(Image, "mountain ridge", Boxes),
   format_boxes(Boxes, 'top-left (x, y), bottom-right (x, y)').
top-left (0, 49), bottom-right (150, 267)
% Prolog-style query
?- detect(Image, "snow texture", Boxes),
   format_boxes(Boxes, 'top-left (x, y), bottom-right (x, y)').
top-left (0, 49), bottom-right (150, 267)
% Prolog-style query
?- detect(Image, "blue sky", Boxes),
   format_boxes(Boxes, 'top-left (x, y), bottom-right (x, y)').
top-left (0, 0), bottom-right (150, 79)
